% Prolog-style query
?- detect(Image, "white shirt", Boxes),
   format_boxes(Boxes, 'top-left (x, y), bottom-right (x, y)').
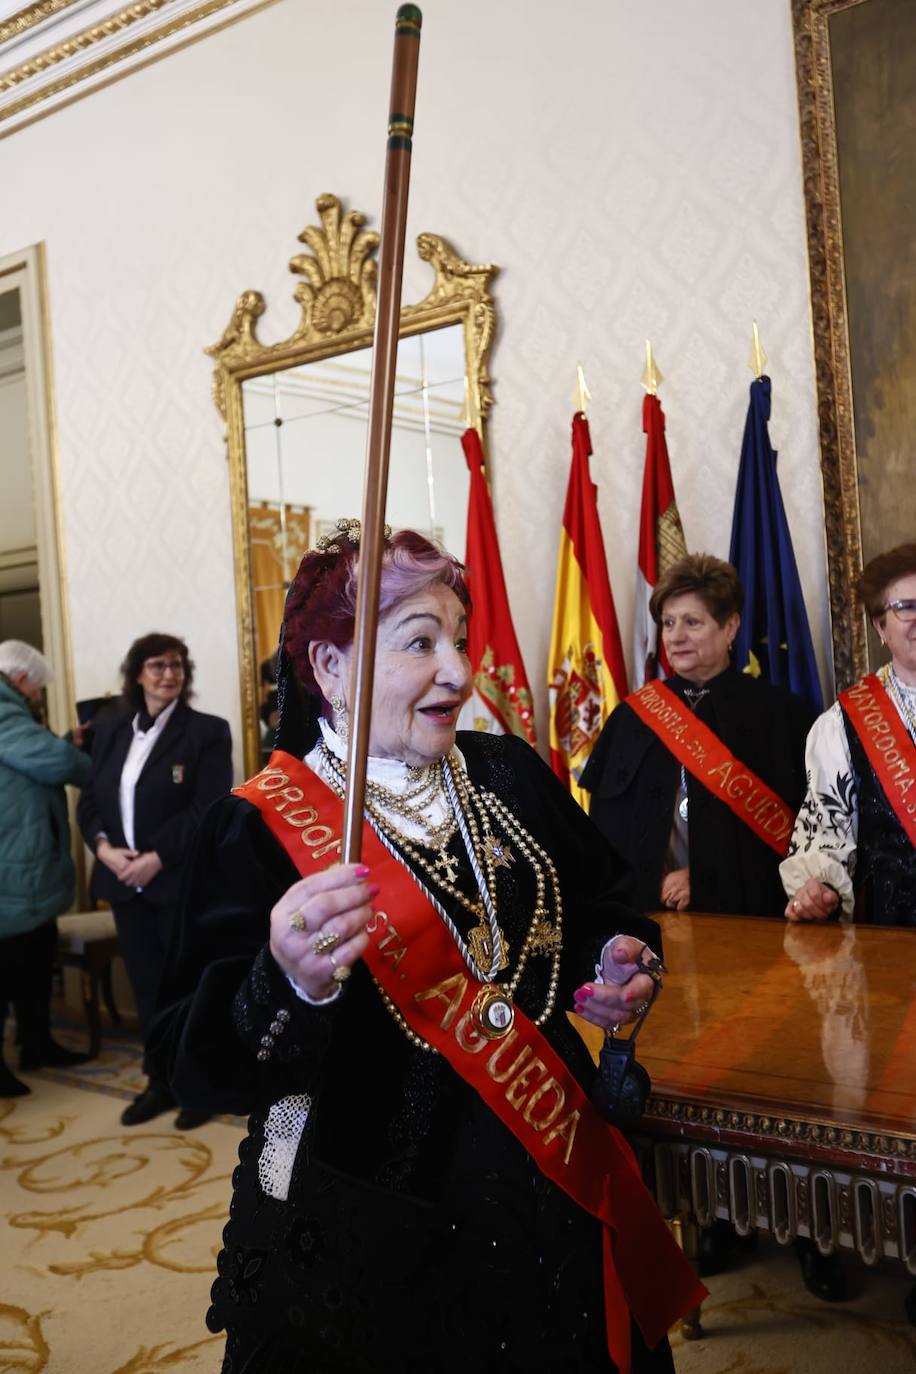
top-left (118, 699), bottom-right (178, 851)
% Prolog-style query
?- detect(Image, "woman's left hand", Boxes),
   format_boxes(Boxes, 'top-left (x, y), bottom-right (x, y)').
top-left (572, 935), bottom-right (658, 1031)
top-left (120, 851), bottom-right (163, 887)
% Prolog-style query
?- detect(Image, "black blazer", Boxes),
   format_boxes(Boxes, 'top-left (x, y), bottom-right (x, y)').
top-left (77, 700), bottom-right (233, 907)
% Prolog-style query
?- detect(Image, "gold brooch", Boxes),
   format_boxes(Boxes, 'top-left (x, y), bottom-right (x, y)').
top-left (315, 517), bottom-right (392, 554)
top-left (483, 834), bottom-right (514, 869)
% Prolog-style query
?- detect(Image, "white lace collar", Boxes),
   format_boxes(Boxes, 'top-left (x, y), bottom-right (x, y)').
top-left (305, 718), bottom-right (466, 844)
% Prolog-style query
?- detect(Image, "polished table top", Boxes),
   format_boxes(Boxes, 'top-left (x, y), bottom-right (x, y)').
top-left (578, 914), bottom-right (916, 1147)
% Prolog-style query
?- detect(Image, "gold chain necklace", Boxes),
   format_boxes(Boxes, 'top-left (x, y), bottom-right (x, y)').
top-left (882, 663), bottom-right (916, 742)
top-left (316, 747), bottom-right (563, 1050)
top-left (320, 743), bottom-right (458, 852)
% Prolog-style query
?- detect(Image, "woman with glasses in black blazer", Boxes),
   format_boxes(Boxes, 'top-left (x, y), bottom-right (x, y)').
top-left (78, 632), bottom-right (232, 1128)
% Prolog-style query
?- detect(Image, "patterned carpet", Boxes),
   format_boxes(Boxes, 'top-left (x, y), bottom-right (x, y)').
top-left (1, 1022), bottom-right (244, 1374)
top-left (2, 1023), bottom-right (914, 1373)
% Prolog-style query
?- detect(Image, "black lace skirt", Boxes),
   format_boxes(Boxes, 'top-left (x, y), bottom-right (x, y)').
top-left (209, 1107), bottom-right (674, 1374)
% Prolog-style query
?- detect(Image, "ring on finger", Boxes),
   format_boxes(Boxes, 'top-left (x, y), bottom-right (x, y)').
top-left (327, 950), bottom-right (351, 984)
top-left (313, 929), bottom-right (340, 955)
top-left (289, 911), bottom-right (307, 933)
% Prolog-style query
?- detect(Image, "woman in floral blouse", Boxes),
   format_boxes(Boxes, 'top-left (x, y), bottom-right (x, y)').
top-left (781, 543), bottom-right (916, 927)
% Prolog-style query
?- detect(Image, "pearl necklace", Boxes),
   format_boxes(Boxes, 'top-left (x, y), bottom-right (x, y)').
top-left (316, 744), bottom-right (563, 1051)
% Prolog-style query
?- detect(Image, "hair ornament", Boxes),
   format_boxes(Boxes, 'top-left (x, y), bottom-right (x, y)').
top-left (315, 517), bottom-right (393, 555)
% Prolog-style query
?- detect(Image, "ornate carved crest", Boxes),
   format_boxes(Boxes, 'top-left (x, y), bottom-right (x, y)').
top-left (208, 193), bottom-right (499, 774)
top-left (207, 192), bottom-right (497, 424)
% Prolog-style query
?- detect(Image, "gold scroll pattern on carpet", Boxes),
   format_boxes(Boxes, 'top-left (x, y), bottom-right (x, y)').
top-left (0, 1080), bottom-right (237, 1374)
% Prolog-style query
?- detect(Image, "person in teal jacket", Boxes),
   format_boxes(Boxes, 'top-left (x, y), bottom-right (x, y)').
top-left (0, 640), bottom-right (91, 1097)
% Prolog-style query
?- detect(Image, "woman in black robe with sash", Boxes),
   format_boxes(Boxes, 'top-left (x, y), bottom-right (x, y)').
top-left (151, 526), bottom-right (702, 1374)
top-left (581, 553), bottom-right (815, 919)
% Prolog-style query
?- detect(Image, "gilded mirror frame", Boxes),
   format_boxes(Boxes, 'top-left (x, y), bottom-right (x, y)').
top-left (208, 193), bottom-right (499, 774)
top-left (792, 0), bottom-right (916, 690)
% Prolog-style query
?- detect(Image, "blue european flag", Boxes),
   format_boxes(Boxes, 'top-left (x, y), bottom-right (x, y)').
top-left (728, 377), bottom-right (823, 711)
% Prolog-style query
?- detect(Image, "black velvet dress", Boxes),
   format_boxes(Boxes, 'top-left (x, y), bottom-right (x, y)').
top-left (150, 732), bottom-right (677, 1374)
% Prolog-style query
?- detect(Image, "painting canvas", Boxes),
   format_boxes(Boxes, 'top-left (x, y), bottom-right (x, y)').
top-left (793, 0), bottom-right (916, 684)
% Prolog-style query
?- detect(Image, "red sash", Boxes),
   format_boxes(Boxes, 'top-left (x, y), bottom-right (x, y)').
top-left (627, 681), bottom-right (795, 856)
top-left (839, 673), bottom-right (916, 846)
top-left (234, 751), bottom-right (706, 1373)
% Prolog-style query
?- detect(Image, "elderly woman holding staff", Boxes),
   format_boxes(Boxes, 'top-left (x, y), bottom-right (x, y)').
top-left (151, 523), bottom-right (703, 1373)
top-left (782, 542), bottom-right (916, 927)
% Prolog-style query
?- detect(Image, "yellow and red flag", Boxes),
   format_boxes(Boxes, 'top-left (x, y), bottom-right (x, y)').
top-left (458, 428), bottom-right (537, 743)
top-left (548, 412), bottom-right (627, 805)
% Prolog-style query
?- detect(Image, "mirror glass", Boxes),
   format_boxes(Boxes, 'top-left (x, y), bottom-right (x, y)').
top-left (0, 287), bottom-right (43, 652)
top-left (241, 322), bottom-right (469, 752)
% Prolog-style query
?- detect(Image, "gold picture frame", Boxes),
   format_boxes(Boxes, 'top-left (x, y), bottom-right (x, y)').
top-left (208, 192), bottom-right (499, 773)
top-left (792, 0), bottom-right (916, 689)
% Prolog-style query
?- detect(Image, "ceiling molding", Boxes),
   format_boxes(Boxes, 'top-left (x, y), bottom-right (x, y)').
top-left (0, 0), bottom-right (274, 136)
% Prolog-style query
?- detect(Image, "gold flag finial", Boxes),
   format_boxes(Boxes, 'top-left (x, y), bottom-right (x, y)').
top-left (641, 339), bottom-right (662, 395)
top-left (749, 320), bottom-right (767, 379)
top-left (574, 361), bottom-right (592, 414)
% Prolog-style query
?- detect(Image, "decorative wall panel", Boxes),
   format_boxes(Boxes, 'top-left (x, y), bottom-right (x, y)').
top-left (0, 0), bottom-right (829, 762)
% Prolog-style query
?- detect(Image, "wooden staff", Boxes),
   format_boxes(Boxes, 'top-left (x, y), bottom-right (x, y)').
top-left (342, 4), bottom-right (423, 861)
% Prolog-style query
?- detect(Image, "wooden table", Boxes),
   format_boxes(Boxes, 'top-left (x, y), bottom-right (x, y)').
top-left (579, 914), bottom-right (916, 1318)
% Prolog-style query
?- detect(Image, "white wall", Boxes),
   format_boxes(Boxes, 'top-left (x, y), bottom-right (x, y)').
top-left (0, 0), bottom-right (828, 760)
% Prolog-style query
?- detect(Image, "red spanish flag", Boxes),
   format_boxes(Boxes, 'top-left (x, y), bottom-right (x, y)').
top-left (548, 413), bottom-right (627, 806)
top-left (458, 428), bottom-right (537, 743)
top-left (633, 394), bottom-right (687, 687)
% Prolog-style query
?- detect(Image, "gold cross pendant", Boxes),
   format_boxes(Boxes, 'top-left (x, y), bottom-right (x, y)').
top-left (433, 848), bottom-right (460, 884)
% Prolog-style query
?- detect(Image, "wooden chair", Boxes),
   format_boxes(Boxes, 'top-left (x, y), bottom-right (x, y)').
top-left (56, 909), bottom-right (122, 1059)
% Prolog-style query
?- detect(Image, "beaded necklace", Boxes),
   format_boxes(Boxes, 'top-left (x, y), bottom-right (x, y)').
top-left (881, 663), bottom-right (916, 744)
top-left (317, 744), bottom-right (563, 1051)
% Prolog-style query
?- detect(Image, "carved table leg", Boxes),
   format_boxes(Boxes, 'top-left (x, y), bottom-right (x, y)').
top-left (669, 1213), bottom-right (705, 1340)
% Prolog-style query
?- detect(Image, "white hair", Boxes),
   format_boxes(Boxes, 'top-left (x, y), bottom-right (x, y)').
top-left (0, 640), bottom-right (53, 689)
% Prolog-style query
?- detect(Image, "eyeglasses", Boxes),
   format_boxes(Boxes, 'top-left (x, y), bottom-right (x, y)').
top-left (881, 600), bottom-right (916, 625)
top-left (144, 658), bottom-right (185, 676)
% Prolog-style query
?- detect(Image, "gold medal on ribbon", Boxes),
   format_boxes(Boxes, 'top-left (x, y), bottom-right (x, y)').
top-left (471, 984), bottom-right (515, 1039)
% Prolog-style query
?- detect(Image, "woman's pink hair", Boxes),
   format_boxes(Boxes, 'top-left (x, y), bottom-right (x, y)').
top-left (284, 529), bottom-right (470, 694)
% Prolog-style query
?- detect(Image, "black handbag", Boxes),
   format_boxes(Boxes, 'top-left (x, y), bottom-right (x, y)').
top-left (589, 944), bottom-right (665, 1131)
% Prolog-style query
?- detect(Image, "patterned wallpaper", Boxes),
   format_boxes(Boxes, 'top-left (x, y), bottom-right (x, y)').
top-left (0, 0), bottom-right (828, 763)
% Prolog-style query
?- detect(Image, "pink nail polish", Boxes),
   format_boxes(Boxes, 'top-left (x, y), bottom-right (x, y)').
top-left (574, 1004), bottom-right (585, 1015)
top-left (355, 865), bottom-right (371, 878)
top-left (366, 883), bottom-right (381, 898)
top-left (573, 985), bottom-right (593, 1002)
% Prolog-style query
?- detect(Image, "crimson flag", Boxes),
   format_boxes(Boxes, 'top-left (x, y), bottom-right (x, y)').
top-left (633, 394), bottom-right (687, 686)
top-left (458, 428), bottom-right (537, 743)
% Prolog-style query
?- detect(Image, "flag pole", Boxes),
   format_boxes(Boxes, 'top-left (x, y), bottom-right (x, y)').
top-left (342, 5), bottom-right (423, 862)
